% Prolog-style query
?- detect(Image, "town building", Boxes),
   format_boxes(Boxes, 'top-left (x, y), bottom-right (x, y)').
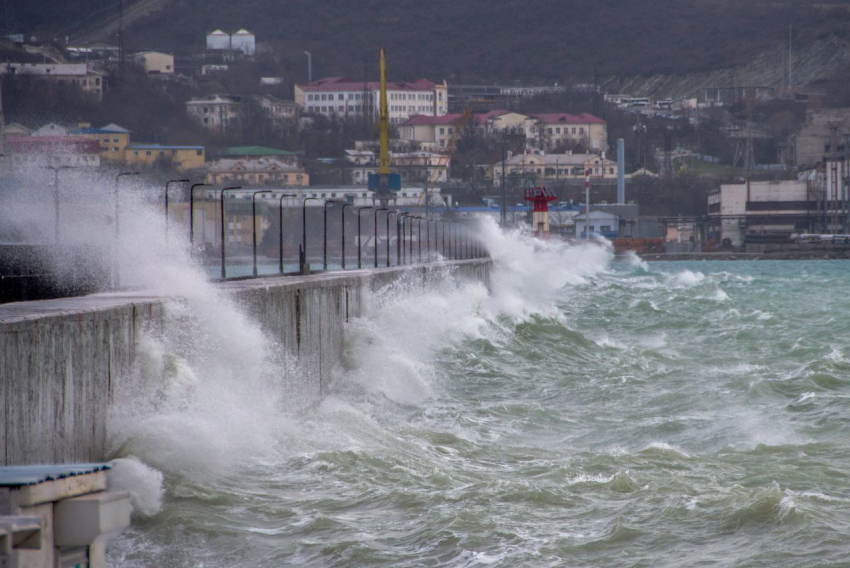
top-left (132, 51), bottom-right (175, 75)
top-left (205, 157), bottom-right (309, 186)
top-left (531, 113), bottom-right (607, 152)
top-left (399, 110), bottom-right (607, 151)
top-left (255, 95), bottom-right (299, 129)
top-left (4, 135), bottom-right (102, 168)
top-left (294, 77), bottom-right (448, 123)
top-left (71, 123), bottom-right (131, 161)
top-left (186, 95), bottom-right (244, 133)
top-left (32, 123), bottom-right (69, 137)
top-left (574, 210), bottom-right (620, 239)
top-left (707, 180), bottom-right (820, 245)
top-left (0, 63), bottom-right (104, 99)
top-left (125, 144), bottom-right (206, 171)
top-left (223, 146), bottom-right (302, 167)
top-left (343, 149), bottom-right (448, 185)
top-left (786, 108), bottom-right (850, 169)
top-left (492, 150), bottom-right (618, 187)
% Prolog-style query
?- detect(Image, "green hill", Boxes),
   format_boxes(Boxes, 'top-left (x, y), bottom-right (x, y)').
top-left (13, 0), bottom-right (850, 84)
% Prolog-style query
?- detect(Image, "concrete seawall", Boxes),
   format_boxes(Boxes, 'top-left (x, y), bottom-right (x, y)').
top-left (0, 259), bottom-right (492, 466)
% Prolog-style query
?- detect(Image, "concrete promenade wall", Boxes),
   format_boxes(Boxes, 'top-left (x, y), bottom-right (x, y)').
top-left (0, 260), bottom-right (491, 466)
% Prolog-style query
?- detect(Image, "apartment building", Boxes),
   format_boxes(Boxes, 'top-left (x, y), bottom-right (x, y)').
top-left (206, 157), bottom-right (309, 186)
top-left (492, 150), bottom-right (618, 187)
top-left (0, 63), bottom-right (104, 100)
top-left (295, 77), bottom-right (448, 123)
top-left (71, 123), bottom-right (131, 161)
top-left (532, 113), bottom-right (607, 151)
top-left (125, 144), bottom-right (206, 171)
top-left (186, 95), bottom-right (244, 133)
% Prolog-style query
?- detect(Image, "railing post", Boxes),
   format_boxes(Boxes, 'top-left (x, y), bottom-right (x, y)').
top-left (323, 199), bottom-right (341, 270)
top-left (220, 186), bottom-right (243, 279)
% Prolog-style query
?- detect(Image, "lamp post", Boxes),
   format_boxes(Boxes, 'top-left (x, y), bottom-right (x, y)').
top-left (398, 213), bottom-right (410, 265)
top-left (374, 207), bottom-right (389, 268)
top-left (387, 210), bottom-right (398, 267)
top-left (416, 216), bottom-right (423, 262)
top-left (304, 51), bottom-right (312, 83)
top-left (356, 206), bottom-right (373, 269)
top-left (341, 203), bottom-right (354, 269)
top-left (219, 186), bottom-right (242, 279)
top-left (302, 197), bottom-right (321, 274)
top-left (114, 171), bottom-right (139, 241)
top-left (42, 165), bottom-right (74, 244)
top-left (252, 190), bottom-right (274, 277)
top-left (164, 178), bottom-right (189, 227)
top-left (189, 183), bottom-right (209, 246)
top-left (278, 193), bottom-right (296, 274)
top-left (323, 199), bottom-right (342, 270)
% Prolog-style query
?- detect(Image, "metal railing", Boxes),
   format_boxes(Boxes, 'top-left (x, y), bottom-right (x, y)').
top-left (181, 187), bottom-right (488, 280)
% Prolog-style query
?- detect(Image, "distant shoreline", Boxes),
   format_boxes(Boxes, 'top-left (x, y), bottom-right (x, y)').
top-left (635, 251), bottom-right (850, 261)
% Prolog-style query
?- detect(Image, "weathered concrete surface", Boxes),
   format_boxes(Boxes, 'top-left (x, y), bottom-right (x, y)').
top-left (0, 260), bottom-right (491, 466)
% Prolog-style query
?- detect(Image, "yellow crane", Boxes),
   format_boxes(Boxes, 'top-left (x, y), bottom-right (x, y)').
top-left (369, 48), bottom-right (400, 206)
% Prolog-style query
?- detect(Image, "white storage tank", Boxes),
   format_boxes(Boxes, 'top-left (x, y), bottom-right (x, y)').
top-left (206, 29), bottom-right (230, 51)
top-left (231, 29), bottom-right (256, 56)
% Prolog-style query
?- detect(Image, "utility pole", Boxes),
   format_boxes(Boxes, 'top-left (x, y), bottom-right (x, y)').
top-left (118, 0), bottom-right (125, 69)
top-left (304, 51), bottom-right (312, 83)
top-left (788, 24), bottom-right (793, 90)
top-left (585, 168), bottom-right (591, 239)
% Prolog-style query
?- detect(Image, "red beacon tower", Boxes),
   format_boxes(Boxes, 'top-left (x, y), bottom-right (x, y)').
top-left (523, 186), bottom-right (557, 238)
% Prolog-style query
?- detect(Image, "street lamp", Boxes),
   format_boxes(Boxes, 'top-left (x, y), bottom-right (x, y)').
top-left (219, 186), bottom-right (242, 279)
top-left (42, 165), bottom-right (74, 244)
top-left (323, 199), bottom-right (343, 270)
top-left (356, 206), bottom-right (373, 269)
top-left (374, 207), bottom-right (389, 268)
top-left (114, 171), bottom-right (139, 241)
top-left (387, 210), bottom-right (399, 267)
top-left (252, 190), bottom-right (274, 276)
top-left (164, 178), bottom-right (189, 227)
top-left (302, 197), bottom-right (321, 274)
top-left (398, 213), bottom-right (410, 265)
top-left (189, 183), bottom-right (209, 246)
top-left (278, 193), bottom-right (297, 274)
top-left (341, 203), bottom-right (354, 269)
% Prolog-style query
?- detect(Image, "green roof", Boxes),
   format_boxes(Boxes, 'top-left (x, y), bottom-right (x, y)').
top-left (224, 146), bottom-right (301, 157)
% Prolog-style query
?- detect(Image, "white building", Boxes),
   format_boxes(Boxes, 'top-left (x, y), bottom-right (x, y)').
top-left (132, 51), bottom-right (174, 75)
top-left (708, 180), bottom-right (813, 245)
top-left (492, 150), bottom-right (618, 187)
top-left (344, 149), bottom-right (449, 185)
top-left (0, 63), bottom-right (104, 99)
top-left (295, 77), bottom-right (448, 123)
top-left (574, 210), bottom-right (620, 238)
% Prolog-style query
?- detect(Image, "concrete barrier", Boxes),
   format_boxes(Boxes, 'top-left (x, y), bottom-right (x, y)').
top-left (0, 260), bottom-right (491, 466)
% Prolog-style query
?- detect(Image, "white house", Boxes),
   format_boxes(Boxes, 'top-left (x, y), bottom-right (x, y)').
top-left (574, 210), bottom-right (619, 238)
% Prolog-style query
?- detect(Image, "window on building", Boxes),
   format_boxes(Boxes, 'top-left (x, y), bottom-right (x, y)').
top-left (609, 168), bottom-right (614, 174)
top-left (338, 94), bottom-right (344, 100)
top-left (197, 150), bottom-right (203, 156)
top-left (547, 128), bottom-right (553, 134)
top-left (600, 225), bottom-right (612, 232)
top-left (146, 151), bottom-right (152, 156)
top-left (579, 128), bottom-right (585, 134)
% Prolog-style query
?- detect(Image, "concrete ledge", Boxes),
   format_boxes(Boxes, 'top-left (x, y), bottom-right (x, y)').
top-left (0, 259), bottom-right (492, 466)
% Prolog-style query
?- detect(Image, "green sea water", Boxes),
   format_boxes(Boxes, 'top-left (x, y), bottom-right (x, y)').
top-left (106, 231), bottom-right (850, 567)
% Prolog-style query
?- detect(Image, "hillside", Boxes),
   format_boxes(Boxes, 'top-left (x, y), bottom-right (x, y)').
top-left (13, 0), bottom-right (850, 84)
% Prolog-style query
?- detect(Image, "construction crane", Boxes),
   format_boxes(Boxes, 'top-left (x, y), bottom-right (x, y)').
top-left (368, 48), bottom-right (401, 207)
top-left (420, 107), bottom-right (472, 209)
